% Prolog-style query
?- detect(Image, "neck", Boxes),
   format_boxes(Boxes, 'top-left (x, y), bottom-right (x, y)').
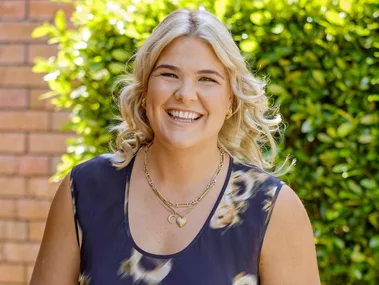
top-left (145, 140), bottom-right (226, 197)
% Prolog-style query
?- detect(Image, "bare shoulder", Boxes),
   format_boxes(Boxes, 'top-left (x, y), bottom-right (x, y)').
top-left (30, 173), bottom-right (80, 285)
top-left (259, 185), bottom-right (321, 285)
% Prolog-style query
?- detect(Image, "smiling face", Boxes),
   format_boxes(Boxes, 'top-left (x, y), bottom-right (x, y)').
top-left (145, 36), bottom-right (233, 150)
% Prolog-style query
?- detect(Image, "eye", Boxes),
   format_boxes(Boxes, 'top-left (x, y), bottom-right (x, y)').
top-left (199, 77), bottom-right (217, 83)
top-left (161, 73), bottom-right (178, 78)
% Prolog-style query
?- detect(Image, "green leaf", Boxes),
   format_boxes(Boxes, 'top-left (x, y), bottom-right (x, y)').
top-left (337, 122), bottom-right (354, 137)
top-left (340, 0), bottom-right (352, 12)
top-left (351, 268), bottom-right (363, 280)
top-left (351, 250), bottom-right (366, 263)
top-left (368, 94), bottom-right (379, 102)
top-left (108, 62), bottom-right (125, 74)
top-left (214, 0), bottom-right (228, 20)
top-left (111, 49), bottom-right (130, 62)
top-left (267, 84), bottom-right (287, 95)
top-left (369, 236), bottom-right (379, 248)
top-left (125, 26), bottom-right (140, 39)
top-left (333, 238), bottom-right (345, 249)
top-left (361, 179), bottom-right (377, 189)
top-left (325, 10), bottom-right (345, 26)
top-left (250, 12), bottom-right (264, 25)
top-left (347, 180), bottom-right (363, 194)
top-left (360, 114), bottom-right (378, 125)
top-left (271, 23), bottom-right (284, 34)
top-left (55, 10), bottom-right (66, 32)
top-left (312, 70), bottom-right (325, 85)
top-left (301, 120), bottom-right (312, 133)
top-left (32, 58), bottom-right (53, 73)
top-left (332, 164), bottom-right (350, 173)
top-left (368, 213), bottom-right (379, 228)
top-left (240, 39), bottom-right (258, 53)
top-left (317, 133), bottom-right (333, 143)
top-left (32, 23), bottom-right (52, 38)
top-left (358, 134), bottom-right (373, 144)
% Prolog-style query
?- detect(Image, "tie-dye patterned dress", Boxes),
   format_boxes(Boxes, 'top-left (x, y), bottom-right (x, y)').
top-left (70, 153), bottom-right (285, 285)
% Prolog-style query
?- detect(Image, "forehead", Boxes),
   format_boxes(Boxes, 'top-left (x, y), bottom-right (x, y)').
top-left (155, 37), bottom-right (227, 73)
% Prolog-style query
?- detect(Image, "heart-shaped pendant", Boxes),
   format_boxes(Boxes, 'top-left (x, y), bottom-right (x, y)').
top-left (176, 216), bottom-right (187, 228)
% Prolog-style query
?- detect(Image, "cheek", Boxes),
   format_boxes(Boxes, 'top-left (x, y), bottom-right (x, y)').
top-left (147, 78), bottom-right (176, 104)
top-left (201, 88), bottom-right (230, 116)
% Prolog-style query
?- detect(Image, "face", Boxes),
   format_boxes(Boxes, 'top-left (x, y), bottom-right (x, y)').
top-left (145, 36), bottom-right (233, 150)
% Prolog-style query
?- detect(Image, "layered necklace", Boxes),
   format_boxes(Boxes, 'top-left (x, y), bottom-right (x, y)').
top-left (143, 144), bottom-right (225, 228)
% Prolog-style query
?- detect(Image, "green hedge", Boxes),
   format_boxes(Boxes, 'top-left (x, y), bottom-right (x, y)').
top-left (33, 0), bottom-right (379, 284)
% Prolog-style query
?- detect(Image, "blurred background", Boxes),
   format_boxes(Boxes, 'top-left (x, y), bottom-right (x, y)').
top-left (0, 0), bottom-right (378, 284)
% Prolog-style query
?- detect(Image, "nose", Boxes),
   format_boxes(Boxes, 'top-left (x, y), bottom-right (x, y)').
top-left (174, 79), bottom-right (198, 103)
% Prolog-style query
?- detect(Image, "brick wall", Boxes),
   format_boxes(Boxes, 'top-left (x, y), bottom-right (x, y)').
top-left (0, 1), bottom-right (74, 284)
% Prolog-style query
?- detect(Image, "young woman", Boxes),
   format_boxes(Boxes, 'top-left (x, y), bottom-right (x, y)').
top-left (30, 8), bottom-right (320, 285)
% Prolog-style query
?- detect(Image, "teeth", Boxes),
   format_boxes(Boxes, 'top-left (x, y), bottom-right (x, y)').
top-left (168, 110), bottom-right (201, 120)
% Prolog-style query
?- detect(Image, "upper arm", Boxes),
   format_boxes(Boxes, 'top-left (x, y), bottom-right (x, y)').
top-left (259, 185), bottom-right (320, 285)
top-left (30, 173), bottom-right (80, 285)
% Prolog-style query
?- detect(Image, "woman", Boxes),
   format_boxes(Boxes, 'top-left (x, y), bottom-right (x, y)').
top-left (31, 8), bottom-right (320, 285)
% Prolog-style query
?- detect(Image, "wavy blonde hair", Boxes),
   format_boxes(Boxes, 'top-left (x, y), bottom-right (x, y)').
top-left (112, 8), bottom-right (290, 173)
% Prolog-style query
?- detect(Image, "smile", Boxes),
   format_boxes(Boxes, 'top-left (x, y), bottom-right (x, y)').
top-left (166, 109), bottom-right (203, 123)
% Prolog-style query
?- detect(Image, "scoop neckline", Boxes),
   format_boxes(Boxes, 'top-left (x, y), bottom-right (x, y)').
top-left (123, 153), bottom-right (233, 260)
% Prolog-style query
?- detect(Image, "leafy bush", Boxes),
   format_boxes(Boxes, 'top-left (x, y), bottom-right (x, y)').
top-left (33, 0), bottom-right (378, 284)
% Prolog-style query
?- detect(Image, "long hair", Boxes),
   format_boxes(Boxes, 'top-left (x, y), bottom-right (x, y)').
top-left (112, 8), bottom-right (290, 174)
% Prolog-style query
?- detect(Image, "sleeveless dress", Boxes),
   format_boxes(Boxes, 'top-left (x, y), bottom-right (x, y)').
top-left (70, 153), bottom-right (285, 285)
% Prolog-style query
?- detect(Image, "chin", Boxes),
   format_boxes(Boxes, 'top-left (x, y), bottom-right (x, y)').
top-left (162, 137), bottom-right (202, 150)
top-left (157, 131), bottom-right (219, 151)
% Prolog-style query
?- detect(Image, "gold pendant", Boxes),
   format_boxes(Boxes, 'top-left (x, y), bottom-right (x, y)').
top-left (176, 216), bottom-right (187, 228)
top-left (168, 214), bottom-right (187, 228)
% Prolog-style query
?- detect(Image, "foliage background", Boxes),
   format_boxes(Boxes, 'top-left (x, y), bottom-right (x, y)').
top-left (32, 0), bottom-right (379, 284)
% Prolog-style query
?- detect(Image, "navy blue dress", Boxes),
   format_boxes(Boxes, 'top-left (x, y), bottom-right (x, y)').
top-left (70, 153), bottom-right (285, 285)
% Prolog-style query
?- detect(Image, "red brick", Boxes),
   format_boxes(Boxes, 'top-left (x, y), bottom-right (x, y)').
top-left (28, 44), bottom-right (57, 63)
top-left (0, 155), bottom-right (18, 175)
top-left (0, 263), bottom-right (25, 283)
top-left (19, 156), bottom-right (49, 176)
top-left (0, 111), bottom-right (49, 131)
top-left (0, 155), bottom-right (49, 176)
top-left (0, 2), bottom-right (26, 19)
top-left (0, 199), bottom-right (15, 219)
top-left (3, 242), bottom-right (40, 263)
top-left (16, 199), bottom-right (50, 221)
top-left (2, 220), bottom-right (28, 241)
top-left (0, 133), bottom-right (26, 154)
top-left (27, 177), bottom-right (58, 199)
top-left (0, 89), bottom-right (28, 109)
top-left (51, 111), bottom-right (71, 131)
top-left (0, 221), bottom-right (4, 239)
top-left (28, 133), bottom-right (70, 154)
top-left (28, 221), bottom-right (46, 241)
top-left (0, 67), bottom-right (46, 88)
top-left (29, 1), bottom-right (74, 20)
top-left (29, 89), bottom-right (54, 110)
top-left (0, 244), bottom-right (3, 261)
top-left (0, 22), bottom-right (45, 43)
top-left (50, 155), bottom-right (61, 175)
top-left (0, 176), bottom-right (26, 197)
top-left (0, 45), bottom-right (24, 64)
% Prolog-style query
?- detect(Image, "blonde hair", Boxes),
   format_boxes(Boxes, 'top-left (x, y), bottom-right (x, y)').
top-left (112, 8), bottom-right (290, 173)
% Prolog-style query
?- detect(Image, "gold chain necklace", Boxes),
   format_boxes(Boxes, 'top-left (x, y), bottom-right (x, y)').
top-left (143, 144), bottom-right (225, 228)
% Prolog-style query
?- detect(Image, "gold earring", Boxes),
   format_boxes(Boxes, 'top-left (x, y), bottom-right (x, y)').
top-left (141, 98), bottom-right (146, 109)
top-left (226, 107), bottom-right (233, 120)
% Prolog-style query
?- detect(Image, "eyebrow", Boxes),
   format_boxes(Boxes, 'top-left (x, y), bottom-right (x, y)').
top-left (154, 64), bottom-right (225, 80)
